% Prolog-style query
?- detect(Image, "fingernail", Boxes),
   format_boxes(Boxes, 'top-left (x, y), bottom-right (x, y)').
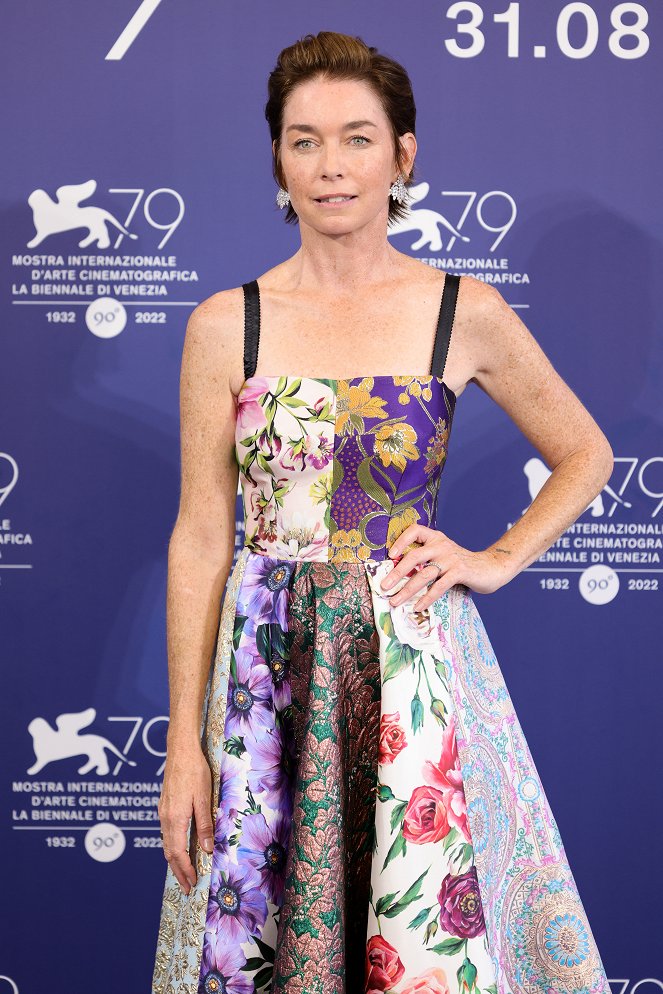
top-left (203, 837), bottom-right (213, 853)
top-left (187, 877), bottom-right (196, 890)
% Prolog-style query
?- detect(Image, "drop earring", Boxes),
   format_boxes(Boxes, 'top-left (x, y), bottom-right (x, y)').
top-left (276, 186), bottom-right (291, 209)
top-left (389, 173), bottom-right (408, 204)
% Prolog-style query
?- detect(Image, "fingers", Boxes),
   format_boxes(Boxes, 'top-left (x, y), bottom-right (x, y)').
top-left (388, 561), bottom-right (448, 607)
top-left (158, 752), bottom-right (214, 896)
top-left (388, 524), bottom-right (436, 562)
top-left (382, 533), bottom-right (447, 599)
top-left (193, 795), bottom-right (215, 856)
top-left (382, 542), bottom-right (437, 588)
top-left (412, 569), bottom-right (459, 610)
top-left (161, 820), bottom-right (197, 895)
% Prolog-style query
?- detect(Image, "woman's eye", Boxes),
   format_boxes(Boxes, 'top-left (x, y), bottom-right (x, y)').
top-left (293, 135), bottom-right (370, 149)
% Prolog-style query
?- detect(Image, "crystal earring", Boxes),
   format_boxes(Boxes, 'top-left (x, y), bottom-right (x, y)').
top-left (276, 186), bottom-right (291, 209)
top-left (389, 173), bottom-right (408, 204)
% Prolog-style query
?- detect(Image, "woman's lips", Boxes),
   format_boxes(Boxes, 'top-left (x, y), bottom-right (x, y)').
top-left (314, 195), bottom-right (357, 206)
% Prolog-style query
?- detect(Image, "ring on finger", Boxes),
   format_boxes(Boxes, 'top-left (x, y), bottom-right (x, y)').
top-left (391, 562), bottom-right (442, 603)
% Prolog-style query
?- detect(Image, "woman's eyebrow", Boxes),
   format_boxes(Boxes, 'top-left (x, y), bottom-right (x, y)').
top-left (285, 119), bottom-right (378, 133)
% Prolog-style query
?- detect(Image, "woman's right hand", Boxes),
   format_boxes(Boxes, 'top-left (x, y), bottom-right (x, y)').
top-left (158, 741), bottom-right (215, 895)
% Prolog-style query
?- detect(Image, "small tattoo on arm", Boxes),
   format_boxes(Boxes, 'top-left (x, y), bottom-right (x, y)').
top-left (494, 547), bottom-right (512, 556)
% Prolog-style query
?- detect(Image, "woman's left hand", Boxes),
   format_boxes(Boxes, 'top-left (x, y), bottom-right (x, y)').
top-left (379, 524), bottom-right (515, 609)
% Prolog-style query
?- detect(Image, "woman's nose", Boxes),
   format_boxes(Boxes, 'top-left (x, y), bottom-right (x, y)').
top-left (319, 144), bottom-right (344, 177)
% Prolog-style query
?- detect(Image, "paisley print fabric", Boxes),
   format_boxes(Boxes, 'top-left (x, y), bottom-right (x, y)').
top-left (152, 375), bottom-right (611, 994)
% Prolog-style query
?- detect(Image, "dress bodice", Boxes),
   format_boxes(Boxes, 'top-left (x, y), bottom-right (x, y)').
top-left (234, 273), bottom-right (461, 563)
top-left (235, 373), bottom-right (456, 563)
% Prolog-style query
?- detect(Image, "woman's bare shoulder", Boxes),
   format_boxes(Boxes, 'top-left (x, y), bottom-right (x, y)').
top-left (453, 275), bottom-right (532, 356)
top-left (450, 274), bottom-right (512, 339)
top-left (459, 272), bottom-right (505, 305)
top-left (189, 284), bottom-right (244, 330)
top-left (180, 285), bottom-right (248, 390)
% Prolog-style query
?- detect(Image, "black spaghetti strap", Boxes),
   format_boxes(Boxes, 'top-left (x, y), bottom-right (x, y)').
top-left (429, 273), bottom-right (461, 378)
top-left (242, 279), bottom-right (261, 380)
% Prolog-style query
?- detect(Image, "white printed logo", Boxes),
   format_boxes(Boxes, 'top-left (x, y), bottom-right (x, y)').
top-left (578, 564), bottom-right (620, 605)
top-left (515, 453), bottom-right (663, 597)
top-left (85, 298), bottom-right (128, 338)
top-left (27, 707), bottom-right (137, 776)
top-left (84, 822), bottom-right (126, 862)
top-left (27, 180), bottom-right (138, 250)
top-left (388, 183), bottom-right (522, 253)
top-left (388, 182), bottom-right (472, 251)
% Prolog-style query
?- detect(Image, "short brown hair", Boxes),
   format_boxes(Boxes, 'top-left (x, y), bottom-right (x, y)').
top-left (265, 31), bottom-right (417, 226)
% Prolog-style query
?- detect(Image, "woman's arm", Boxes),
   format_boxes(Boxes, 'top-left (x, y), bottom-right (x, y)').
top-left (464, 278), bottom-right (613, 576)
top-left (158, 289), bottom-right (243, 894)
top-left (382, 277), bottom-right (614, 605)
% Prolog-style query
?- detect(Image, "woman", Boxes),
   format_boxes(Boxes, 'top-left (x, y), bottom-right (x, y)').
top-left (152, 30), bottom-right (612, 994)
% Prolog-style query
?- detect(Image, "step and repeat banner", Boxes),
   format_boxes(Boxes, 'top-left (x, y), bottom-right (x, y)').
top-left (2, 2), bottom-right (661, 992)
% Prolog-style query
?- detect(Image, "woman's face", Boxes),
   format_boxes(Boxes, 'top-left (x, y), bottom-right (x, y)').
top-left (275, 75), bottom-right (415, 232)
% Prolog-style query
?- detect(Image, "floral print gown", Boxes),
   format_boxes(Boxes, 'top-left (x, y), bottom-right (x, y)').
top-left (152, 281), bottom-right (611, 994)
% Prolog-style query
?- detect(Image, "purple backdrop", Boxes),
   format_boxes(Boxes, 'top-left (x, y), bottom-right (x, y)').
top-left (2, 2), bottom-right (662, 992)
